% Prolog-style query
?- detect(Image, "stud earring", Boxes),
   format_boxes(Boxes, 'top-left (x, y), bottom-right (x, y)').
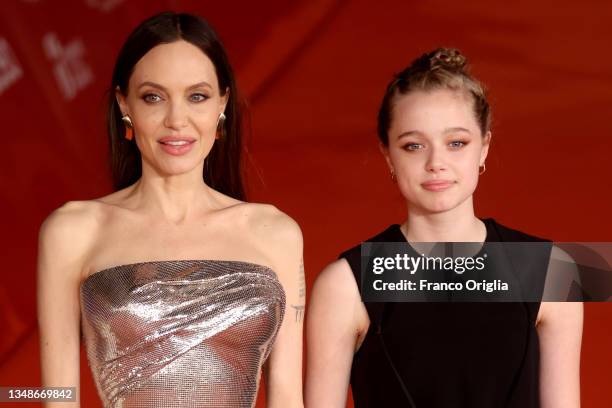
top-left (390, 169), bottom-right (397, 181)
top-left (121, 114), bottom-right (134, 141)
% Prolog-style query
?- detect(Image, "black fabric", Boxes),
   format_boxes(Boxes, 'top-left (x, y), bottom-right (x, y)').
top-left (339, 218), bottom-right (550, 408)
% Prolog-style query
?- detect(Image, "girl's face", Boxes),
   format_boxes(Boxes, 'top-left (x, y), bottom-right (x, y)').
top-left (116, 40), bottom-right (228, 178)
top-left (383, 88), bottom-right (491, 215)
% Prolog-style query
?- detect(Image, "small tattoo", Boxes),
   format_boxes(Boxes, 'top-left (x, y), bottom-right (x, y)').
top-left (290, 304), bottom-right (305, 323)
top-left (298, 258), bottom-right (305, 298)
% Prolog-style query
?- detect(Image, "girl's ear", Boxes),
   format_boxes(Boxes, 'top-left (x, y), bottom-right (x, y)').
top-left (480, 131), bottom-right (492, 165)
top-left (379, 142), bottom-right (395, 173)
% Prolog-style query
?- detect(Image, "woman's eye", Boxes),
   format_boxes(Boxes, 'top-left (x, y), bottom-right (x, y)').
top-left (449, 141), bottom-right (466, 148)
top-left (403, 143), bottom-right (423, 151)
top-left (190, 93), bottom-right (208, 102)
top-left (142, 94), bottom-right (161, 103)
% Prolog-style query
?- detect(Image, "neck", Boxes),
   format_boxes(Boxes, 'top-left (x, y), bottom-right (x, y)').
top-left (402, 197), bottom-right (486, 242)
top-left (127, 162), bottom-right (219, 224)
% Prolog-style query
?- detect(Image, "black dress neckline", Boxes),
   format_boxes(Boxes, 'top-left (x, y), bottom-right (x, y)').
top-left (385, 218), bottom-right (499, 260)
top-left (388, 217), bottom-right (499, 243)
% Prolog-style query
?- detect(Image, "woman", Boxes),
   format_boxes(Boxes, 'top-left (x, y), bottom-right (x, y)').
top-left (306, 48), bottom-right (582, 407)
top-left (38, 12), bottom-right (304, 408)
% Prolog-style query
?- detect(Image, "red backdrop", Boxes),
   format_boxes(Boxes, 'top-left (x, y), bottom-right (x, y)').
top-left (0, 0), bottom-right (610, 406)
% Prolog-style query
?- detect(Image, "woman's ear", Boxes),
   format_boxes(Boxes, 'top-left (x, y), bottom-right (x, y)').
top-left (115, 86), bottom-right (128, 116)
top-left (220, 87), bottom-right (230, 115)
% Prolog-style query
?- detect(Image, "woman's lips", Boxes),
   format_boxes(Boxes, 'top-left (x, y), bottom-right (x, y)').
top-left (158, 137), bottom-right (196, 156)
top-left (421, 180), bottom-right (455, 192)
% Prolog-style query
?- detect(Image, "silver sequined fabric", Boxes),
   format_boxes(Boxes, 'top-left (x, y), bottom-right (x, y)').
top-left (80, 260), bottom-right (286, 408)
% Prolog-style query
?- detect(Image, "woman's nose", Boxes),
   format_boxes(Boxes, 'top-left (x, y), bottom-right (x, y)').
top-left (164, 101), bottom-right (188, 129)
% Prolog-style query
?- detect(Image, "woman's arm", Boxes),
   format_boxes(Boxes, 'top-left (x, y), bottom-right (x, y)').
top-left (537, 246), bottom-right (584, 408)
top-left (305, 259), bottom-right (367, 408)
top-left (37, 202), bottom-right (92, 407)
top-left (260, 211), bottom-right (305, 408)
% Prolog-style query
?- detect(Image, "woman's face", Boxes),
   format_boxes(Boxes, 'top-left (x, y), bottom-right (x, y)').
top-left (383, 88), bottom-right (491, 215)
top-left (116, 40), bottom-right (227, 177)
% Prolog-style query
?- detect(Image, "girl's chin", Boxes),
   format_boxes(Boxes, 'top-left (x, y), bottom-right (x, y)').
top-left (411, 197), bottom-right (467, 215)
top-left (422, 205), bottom-right (457, 214)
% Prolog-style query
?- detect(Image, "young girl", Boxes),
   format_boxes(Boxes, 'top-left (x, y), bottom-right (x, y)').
top-left (306, 48), bottom-right (582, 408)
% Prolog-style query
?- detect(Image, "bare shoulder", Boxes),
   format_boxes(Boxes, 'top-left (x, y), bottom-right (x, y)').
top-left (39, 184), bottom-right (143, 247)
top-left (228, 203), bottom-right (302, 280)
top-left (313, 259), bottom-right (357, 296)
top-left (255, 203), bottom-right (301, 242)
top-left (234, 202), bottom-right (303, 250)
top-left (208, 188), bottom-right (300, 241)
top-left (310, 259), bottom-right (369, 345)
top-left (40, 200), bottom-right (102, 239)
top-left (250, 204), bottom-right (302, 269)
top-left (312, 259), bottom-right (363, 313)
top-left (38, 200), bottom-right (105, 278)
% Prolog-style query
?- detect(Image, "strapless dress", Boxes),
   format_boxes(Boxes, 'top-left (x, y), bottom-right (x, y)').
top-left (80, 260), bottom-right (286, 408)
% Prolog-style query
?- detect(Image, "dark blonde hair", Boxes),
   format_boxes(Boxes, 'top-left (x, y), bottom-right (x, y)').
top-left (377, 48), bottom-right (490, 145)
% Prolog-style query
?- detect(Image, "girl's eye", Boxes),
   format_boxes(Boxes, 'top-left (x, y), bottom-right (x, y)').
top-left (190, 93), bottom-right (208, 102)
top-left (403, 143), bottom-right (424, 151)
top-left (142, 94), bottom-right (161, 103)
top-left (449, 141), bottom-right (466, 148)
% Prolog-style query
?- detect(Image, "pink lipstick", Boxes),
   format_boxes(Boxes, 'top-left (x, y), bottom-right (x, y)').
top-left (158, 136), bottom-right (196, 156)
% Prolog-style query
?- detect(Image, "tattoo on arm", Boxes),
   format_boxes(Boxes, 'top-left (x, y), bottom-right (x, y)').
top-left (290, 259), bottom-right (306, 323)
top-left (290, 304), bottom-right (305, 323)
top-left (298, 258), bottom-right (305, 298)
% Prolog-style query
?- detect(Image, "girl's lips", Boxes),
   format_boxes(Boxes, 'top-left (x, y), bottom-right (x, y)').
top-left (158, 140), bottom-right (196, 156)
top-left (421, 180), bottom-right (454, 192)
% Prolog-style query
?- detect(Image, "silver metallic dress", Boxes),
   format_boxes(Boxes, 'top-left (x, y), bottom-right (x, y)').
top-left (80, 260), bottom-right (286, 408)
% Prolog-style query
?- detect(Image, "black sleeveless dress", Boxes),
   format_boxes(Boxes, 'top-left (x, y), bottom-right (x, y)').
top-left (340, 218), bottom-right (550, 408)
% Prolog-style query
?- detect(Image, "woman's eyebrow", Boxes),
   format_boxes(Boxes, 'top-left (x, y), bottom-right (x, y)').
top-left (186, 81), bottom-right (213, 90)
top-left (137, 81), bottom-right (213, 91)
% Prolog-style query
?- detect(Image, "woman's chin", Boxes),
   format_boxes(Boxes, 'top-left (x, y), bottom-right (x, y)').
top-left (155, 161), bottom-right (203, 178)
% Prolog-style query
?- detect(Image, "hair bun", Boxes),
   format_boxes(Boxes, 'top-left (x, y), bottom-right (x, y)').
top-left (429, 48), bottom-right (467, 71)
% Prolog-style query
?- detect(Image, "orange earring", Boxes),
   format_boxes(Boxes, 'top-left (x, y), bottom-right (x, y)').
top-left (121, 114), bottom-right (134, 141)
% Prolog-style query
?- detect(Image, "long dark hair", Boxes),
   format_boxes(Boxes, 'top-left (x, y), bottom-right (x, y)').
top-left (107, 12), bottom-right (245, 199)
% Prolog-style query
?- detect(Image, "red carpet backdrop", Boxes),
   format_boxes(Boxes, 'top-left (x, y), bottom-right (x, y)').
top-left (0, 0), bottom-right (611, 406)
